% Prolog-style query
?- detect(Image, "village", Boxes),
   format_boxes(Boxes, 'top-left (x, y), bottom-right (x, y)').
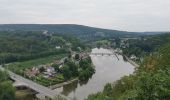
top-left (25, 64), bottom-right (58, 79)
top-left (22, 51), bottom-right (92, 87)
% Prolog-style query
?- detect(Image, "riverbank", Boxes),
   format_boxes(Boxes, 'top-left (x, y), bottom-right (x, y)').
top-left (115, 53), bottom-right (119, 60)
top-left (109, 48), bottom-right (139, 67)
top-left (49, 78), bottom-right (79, 89)
top-left (123, 55), bottom-right (139, 67)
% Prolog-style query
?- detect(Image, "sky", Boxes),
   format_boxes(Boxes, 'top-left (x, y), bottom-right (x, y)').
top-left (0, 0), bottom-right (170, 32)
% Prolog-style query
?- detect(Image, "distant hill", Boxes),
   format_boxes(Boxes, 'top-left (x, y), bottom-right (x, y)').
top-left (0, 24), bottom-right (131, 34)
top-left (0, 24), bottom-right (164, 42)
top-left (0, 24), bottom-right (139, 38)
top-left (140, 32), bottom-right (164, 35)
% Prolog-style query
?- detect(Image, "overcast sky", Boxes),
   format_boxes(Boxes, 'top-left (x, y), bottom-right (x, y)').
top-left (0, 0), bottom-right (170, 32)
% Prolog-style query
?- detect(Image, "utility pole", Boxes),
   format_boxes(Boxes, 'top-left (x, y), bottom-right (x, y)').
top-left (50, 82), bottom-right (51, 89)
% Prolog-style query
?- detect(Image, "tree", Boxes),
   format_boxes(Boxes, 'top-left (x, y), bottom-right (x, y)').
top-left (62, 65), bottom-right (72, 80)
top-left (79, 57), bottom-right (95, 81)
top-left (0, 70), bottom-right (9, 81)
top-left (67, 61), bottom-right (78, 77)
top-left (39, 67), bottom-right (45, 73)
top-left (103, 83), bottom-right (113, 96)
top-left (52, 64), bottom-right (60, 72)
top-left (0, 71), bottom-right (15, 100)
top-left (75, 54), bottom-right (80, 60)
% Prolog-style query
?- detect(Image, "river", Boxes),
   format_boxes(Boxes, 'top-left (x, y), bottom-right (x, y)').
top-left (53, 48), bottom-right (135, 100)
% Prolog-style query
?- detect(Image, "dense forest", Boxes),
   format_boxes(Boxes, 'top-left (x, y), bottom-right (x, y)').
top-left (122, 33), bottom-right (170, 61)
top-left (0, 30), bottom-right (85, 63)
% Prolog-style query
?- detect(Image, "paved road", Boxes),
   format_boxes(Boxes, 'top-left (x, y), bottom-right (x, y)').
top-left (124, 55), bottom-right (139, 67)
top-left (90, 53), bottom-right (115, 55)
top-left (0, 65), bottom-right (68, 100)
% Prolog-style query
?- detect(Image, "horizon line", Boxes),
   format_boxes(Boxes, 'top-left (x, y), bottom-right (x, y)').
top-left (0, 23), bottom-right (169, 33)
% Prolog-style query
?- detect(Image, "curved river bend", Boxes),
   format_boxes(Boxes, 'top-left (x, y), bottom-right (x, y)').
top-left (54, 48), bottom-right (135, 100)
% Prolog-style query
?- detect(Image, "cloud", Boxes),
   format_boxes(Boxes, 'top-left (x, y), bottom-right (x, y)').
top-left (0, 0), bottom-right (170, 32)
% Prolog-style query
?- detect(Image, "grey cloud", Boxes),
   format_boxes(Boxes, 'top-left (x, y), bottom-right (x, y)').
top-left (0, 0), bottom-right (170, 32)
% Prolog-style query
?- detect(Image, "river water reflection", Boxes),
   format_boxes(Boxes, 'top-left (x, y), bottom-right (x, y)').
top-left (54, 48), bottom-right (135, 100)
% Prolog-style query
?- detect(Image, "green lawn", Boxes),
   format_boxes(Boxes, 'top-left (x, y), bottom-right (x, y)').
top-left (6, 54), bottom-right (67, 72)
top-left (35, 74), bottom-right (65, 86)
top-left (15, 90), bottom-right (35, 100)
top-left (95, 40), bottom-right (111, 46)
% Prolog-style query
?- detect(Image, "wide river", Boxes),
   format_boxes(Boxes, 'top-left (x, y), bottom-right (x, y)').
top-left (54, 48), bottom-right (135, 100)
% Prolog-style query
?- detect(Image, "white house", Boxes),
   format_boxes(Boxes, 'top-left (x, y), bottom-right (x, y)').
top-left (56, 46), bottom-right (61, 49)
top-left (47, 66), bottom-right (55, 73)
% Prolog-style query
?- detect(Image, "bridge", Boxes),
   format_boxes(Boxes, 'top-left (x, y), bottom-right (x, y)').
top-left (0, 65), bottom-right (68, 100)
top-left (90, 52), bottom-right (115, 56)
top-left (90, 51), bottom-right (119, 60)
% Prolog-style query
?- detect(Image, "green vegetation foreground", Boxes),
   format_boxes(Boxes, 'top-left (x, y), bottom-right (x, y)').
top-left (0, 71), bottom-right (15, 100)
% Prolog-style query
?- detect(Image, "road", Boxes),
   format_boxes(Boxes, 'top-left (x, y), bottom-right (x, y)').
top-left (124, 55), bottom-right (139, 67)
top-left (0, 65), bottom-right (68, 100)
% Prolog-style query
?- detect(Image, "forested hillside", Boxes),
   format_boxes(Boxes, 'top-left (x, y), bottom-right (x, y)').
top-left (0, 30), bottom-right (83, 63)
top-left (122, 33), bottom-right (170, 59)
top-left (0, 24), bottom-right (141, 42)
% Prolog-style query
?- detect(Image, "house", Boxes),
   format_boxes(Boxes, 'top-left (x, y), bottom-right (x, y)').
top-left (77, 47), bottom-right (81, 51)
top-left (55, 46), bottom-right (61, 49)
top-left (42, 66), bottom-right (56, 78)
top-left (130, 55), bottom-right (137, 60)
top-left (25, 67), bottom-right (39, 78)
top-left (66, 43), bottom-right (71, 47)
top-left (47, 66), bottom-right (55, 73)
top-left (59, 65), bottom-right (63, 69)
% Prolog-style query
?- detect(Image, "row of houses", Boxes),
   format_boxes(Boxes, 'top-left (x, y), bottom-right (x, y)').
top-left (25, 64), bottom-right (56, 79)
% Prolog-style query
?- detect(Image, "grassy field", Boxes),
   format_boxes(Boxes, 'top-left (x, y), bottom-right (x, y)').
top-left (15, 90), bottom-right (35, 100)
top-left (95, 40), bottom-right (111, 46)
top-left (36, 74), bottom-right (65, 86)
top-left (6, 54), bottom-right (67, 72)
